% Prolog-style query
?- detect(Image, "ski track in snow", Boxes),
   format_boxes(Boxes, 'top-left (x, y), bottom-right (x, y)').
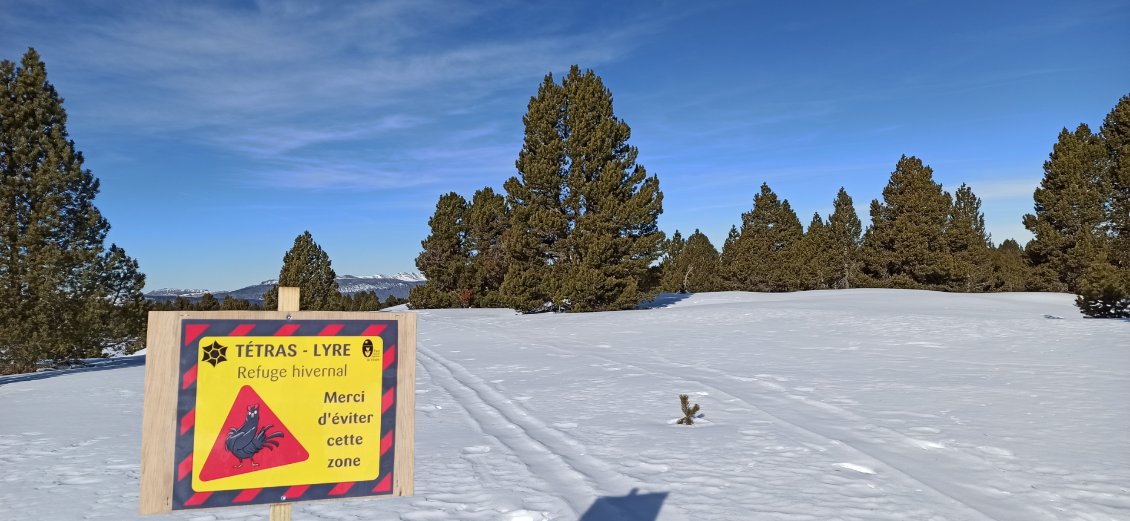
top-left (417, 345), bottom-right (686, 521)
top-left (1, 290), bottom-right (1128, 521)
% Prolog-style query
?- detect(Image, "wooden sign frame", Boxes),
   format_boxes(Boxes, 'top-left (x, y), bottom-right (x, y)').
top-left (139, 307), bottom-right (415, 515)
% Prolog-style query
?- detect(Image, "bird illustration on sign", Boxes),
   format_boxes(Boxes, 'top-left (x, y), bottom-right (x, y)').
top-left (225, 404), bottom-right (283, 468)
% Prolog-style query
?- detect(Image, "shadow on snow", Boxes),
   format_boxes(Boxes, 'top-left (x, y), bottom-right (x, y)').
top-left (579, 489), bottom-right (668, 521)
top-left (0, 356), bottom-right (145, 386)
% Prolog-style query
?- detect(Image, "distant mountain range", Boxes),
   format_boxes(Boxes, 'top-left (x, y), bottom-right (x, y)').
top-left (144, 273), bottom-right (427, 304)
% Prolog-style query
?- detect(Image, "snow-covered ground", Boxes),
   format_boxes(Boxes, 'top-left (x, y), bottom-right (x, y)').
top-left (1, 290), bottom-right (1127, 521)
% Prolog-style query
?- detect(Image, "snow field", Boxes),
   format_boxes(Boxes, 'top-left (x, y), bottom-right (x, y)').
top-left (0, 289), bottom-right (1127, 520)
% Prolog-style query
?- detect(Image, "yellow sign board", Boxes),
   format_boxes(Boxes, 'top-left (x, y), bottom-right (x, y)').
top-left (192, 335), bottom-right (384, 491)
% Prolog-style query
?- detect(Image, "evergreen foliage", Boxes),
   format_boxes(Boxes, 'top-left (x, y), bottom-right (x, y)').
top-left (676, 394), bottom-right (700, 426)
top-left (661, 230), bottom-right (720, 293)
top-left (410, 192), bottom-right (468, 309)
top-left (0, 49), bottom-right (146, 373)
top-left (196, 293), bottom-right (220, 311)
top-left (861, 156), bottom-right (953, 288)
top-left (722, 183), bottom-right (804, 291)
top-left (1074, 262), bottom-right (1130, 318)
top-left (1022, 125), bottom-right (1109, 292)
top-left (988, 240), bottom-right (1034, 292)
top-left (464, 187), bottom-right (508, 307)
top-left (658, 230), bottom-right (685, 292)
top-left (501, 66), bottom-right (664, 312)
top-left (1103, 94), bottom-right (1130, 275)
top-left (826, 188), bottom-right (862, 289)
top-left (262, 231), bottom-right (341, 311)
top-left (800, 213), bottom-right (830, 290)
top-left (946, 184), bottom-right (993, 291)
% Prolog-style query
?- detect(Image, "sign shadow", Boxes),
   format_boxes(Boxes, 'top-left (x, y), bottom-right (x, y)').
top-left (578, 488), bottom-right (668, 521)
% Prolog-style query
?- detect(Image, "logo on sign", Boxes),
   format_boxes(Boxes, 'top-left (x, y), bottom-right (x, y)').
top-left (362, 339), bottom-right (374, 358)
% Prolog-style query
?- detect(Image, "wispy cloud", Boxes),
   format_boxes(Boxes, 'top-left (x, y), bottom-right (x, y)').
top-left (1, 0), bottom-right (669, 192)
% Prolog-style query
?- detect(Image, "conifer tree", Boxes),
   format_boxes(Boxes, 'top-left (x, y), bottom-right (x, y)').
top-left (0, 49), bottom-right (145, 373)
top-left (661, 230), bottom-right (720, 293)
top-left (861, 156), bottom-right (953, 288)
top-left (680, 231), bottom-right (722, 293)
top-left (826, 188), bottom-right (862, 289)
top-left (410, 192), bottom-right (468, 309)
top-left (220, 296), bottom-right (252, 310)
top-left (659, 230), bottom-right (686, 292)
top-left (1074, 262), bottom-right (1129, 317)
top-left (263, 231), bottom-right (341, 310)
top-left (1022, 125), bottom-right (1109, 292)
top-left (1100, 94), bottom-right (1130, 295)
top-left (719, 225), bottom-right (741, 289)
top-left (502, 66), bottom-right (664, 312)
top-left (500, 74), bottom-right (568, 312)
top-left (723, 183), bottom-right (804, 291)
top-left (800, 213), bottom-right (830, 290)
top-left (946, 184), bottom-right (993, 291)
top-left (196, 293), bottom-right (221, 311)
top-left (352, 291), bottom-right (380, 311)
top-left (464, 187), bottom-right (508, 307)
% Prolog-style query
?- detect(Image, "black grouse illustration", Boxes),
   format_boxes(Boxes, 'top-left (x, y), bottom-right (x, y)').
top-left (225, 404), bottom-right (283, 468)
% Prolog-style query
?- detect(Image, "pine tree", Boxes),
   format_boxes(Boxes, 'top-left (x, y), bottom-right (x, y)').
top-left (861, 156), bottom-right (953, 288)
top-left (946, 184), bottom-right (993, 292)
top-left (0, 49), bottom-right (145, 373)
top-left (719, 225), bottom-right (741, 289)
top-left (680, 231), bottom-right (721, 292)
top-left (800, 212), bottom-right (830, 290)
top-left (723, 183), bottom-right (804, 291)
top-left (220, 296), bottom-right (252, 310)
top-left (1074, 262), bottom-right (1130, 317)
top-left (826, 188), bottom-right (862, 289)
top-left (500, 73), bottom-right (568, 312)
top-left (196, 293), bottom-right (221, 311)
top-left (1103, 94), bottom-right (1130, 275)
top-left (502, 66), bottom-right (664, 312)
top-left (989, 240), bottom-right (1033, 292)
top-left (1022, 125), bottom-right (1110, 292)
top-left (410, 192), bottom-right (468, 309)
top-left (464, 187), bottom-right (508, 307)
top-left (659, 230), bottom-right (686, 292)
top-left (661, 230), bottom-right (720, 293)
top-left (262, 231), bottom-right (341, 310)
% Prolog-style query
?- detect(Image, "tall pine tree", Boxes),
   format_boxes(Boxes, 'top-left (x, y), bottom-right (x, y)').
top-left (502, 66), bottom-right (664, 312)
top-left (798, 213), bottom-right (830, 290)
top-left (0, 49), bottom-right (145, 373)
top-left (946, 183), bottom-right (993, 291)
top-left (500, 73), bottom-right (569, 312)
top-left (263, 231), bottom-right (341, 310)
top-left (826, 187), bottom-right (862, 289)
top-left (464, 187), bottom-right (508, 307)
top-left (661, 230), bottom-right (720, 293)
top-left (861, 156), bottom-right (952, 288)
top-left (1100, 94), bottom-right (1130, 281)
top-left (722, 183), bottom-right (804, 292)
top-left (410, 192), bottom-right (468, 308)
top-left (1022, 124), bottom-right (1109, 292)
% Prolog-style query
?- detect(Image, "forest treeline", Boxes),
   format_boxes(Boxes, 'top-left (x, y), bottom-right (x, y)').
top-left (1, 49), bottom-right (1126, 374)
top-left (409, 66), bottom-right (1130, 318)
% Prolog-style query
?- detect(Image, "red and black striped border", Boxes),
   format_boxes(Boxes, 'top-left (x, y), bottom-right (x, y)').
top-left (172, 319), bottom-right (399, 510)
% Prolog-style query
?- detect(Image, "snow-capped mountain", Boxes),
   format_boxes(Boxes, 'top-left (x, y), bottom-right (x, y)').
top-left (144, 273), bottom-right (426, 304)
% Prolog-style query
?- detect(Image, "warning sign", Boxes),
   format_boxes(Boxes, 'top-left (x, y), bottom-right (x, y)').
top-left (165, 319), bottom-right (404, 510)
top-left (198, 385), bottom-right (309, 482)
top-left (191, 333), bottom-right (383, 492)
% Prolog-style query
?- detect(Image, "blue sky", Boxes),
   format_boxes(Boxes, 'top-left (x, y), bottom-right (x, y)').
top-left (2, 0), bottom-right (1128, 291)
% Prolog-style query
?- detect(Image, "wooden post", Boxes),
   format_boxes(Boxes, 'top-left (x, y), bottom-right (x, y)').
top-left (270, 286), bottom-right (300, 521)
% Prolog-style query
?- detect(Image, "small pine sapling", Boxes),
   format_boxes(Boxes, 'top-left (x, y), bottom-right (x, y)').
top-left (676, 394), bottom-right (700, 425)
